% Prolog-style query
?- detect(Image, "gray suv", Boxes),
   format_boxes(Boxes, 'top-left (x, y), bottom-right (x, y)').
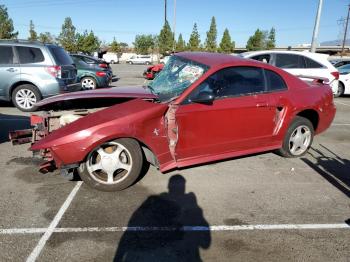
top-left (0, 40), bottom-right (80, 111)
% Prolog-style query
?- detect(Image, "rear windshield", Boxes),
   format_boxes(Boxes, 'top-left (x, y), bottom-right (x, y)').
top-left (48, 46), bottom-right (73, 65)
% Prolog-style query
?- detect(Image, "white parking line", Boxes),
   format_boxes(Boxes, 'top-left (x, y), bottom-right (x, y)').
top-left (26, 181), bottom-right (83, 262)
top-left (332, 123), bottom-right (350, 126)
top-left (335, 101), bottom-right (350, 107)
top-left (1, 223), bottom-right (348, 236)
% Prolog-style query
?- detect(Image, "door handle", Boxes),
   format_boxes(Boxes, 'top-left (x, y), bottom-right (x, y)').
top-left (6, 68), bottom-right (17, 73)
top-left (256, 102), bottom-right (268, 108)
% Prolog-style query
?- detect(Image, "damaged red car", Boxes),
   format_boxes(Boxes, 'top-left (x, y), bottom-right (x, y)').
top-left (10, 52), bottom-right (336, 191)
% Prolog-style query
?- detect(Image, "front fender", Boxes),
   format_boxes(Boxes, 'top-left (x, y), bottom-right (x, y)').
top-left (31, 99), bottom-right (171, 167)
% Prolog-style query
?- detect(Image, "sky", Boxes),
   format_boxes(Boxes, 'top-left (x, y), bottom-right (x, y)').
top-left (1, 0), bottom-right (350, 47)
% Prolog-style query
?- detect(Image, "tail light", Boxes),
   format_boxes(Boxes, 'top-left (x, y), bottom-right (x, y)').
top-left (46, 66), bottom-right (61, 78)
top-left (99, 63), bottom-right (108, 68)
top-left (331, 71), bottom-right (339, 80)
top-left (96, 71), bottom-right (107, 77)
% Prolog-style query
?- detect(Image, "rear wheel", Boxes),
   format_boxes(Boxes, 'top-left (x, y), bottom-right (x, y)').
top-left (12, 84), bottom-right (41, 112)
top-left (77, 138), bottom-right (144, 191)
top-left (110, 60), bottom-right (115, 64)
top-left (277, 116), bottom-right (314, 158)
top-left (335, 82), bottom-right (345, 97)
top-left (81, 77), bottom-right (97, 90)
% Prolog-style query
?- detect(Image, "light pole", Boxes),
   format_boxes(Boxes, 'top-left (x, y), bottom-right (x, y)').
top-left (341, 5), bottom-right (350, 57)
top-left (173, 0), bottom-right (176, 52)
top-left (310, 0), bottom-right (323, 53)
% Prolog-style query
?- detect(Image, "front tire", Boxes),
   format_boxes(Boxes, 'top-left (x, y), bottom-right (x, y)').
top-left (12, 84), bottom-right (41, 112)
top-left (81, 77), bottom-right (97, 90)
top-left (277, 116), bottom-right (314, 158)
top-left (78, 138), bottom-right (144, 191)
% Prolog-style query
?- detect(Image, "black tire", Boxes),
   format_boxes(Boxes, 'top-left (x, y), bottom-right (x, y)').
top-left (128, 61), bottom-right (133, 65)
top-left (110, 60), bottom-right (115, 64)
top-left (11, 84), bottom-right (41, 112)
top-left (81, 77), bottom-right (97, 90)
top-left (277, 116), bottom-right (314, 158)
top-left (334, 82), bottom-right (345, 97)
top-left (146, 61), bottom-right (151, 65)
top-left (78, 138), bottom-right (144, 191)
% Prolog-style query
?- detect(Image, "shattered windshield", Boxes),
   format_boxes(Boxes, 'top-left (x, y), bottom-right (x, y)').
top-left (149, 55), bottom-right (209, 102)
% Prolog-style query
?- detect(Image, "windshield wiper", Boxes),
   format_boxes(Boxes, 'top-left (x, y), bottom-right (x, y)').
top-left (147, 85), bottom-right (156, 95)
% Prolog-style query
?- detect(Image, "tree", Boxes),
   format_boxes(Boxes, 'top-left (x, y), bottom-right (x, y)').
top-left (246, 29), bottom-right (265, 51)
top-left (0, 5), bottom-right (18, 39)
top-left (109, 37), bottom-right (121, 53)
top-left (133, 34), bottom-right (155, 54)
top-left (76, 30), bottom-right (100, 54)
top-left (119, 42), bottom-right (129, 52)
top-left (176, 33), bottom-right (186, 52)
top-left (28, 20), bottom-right (37, 41)
top-left (188, 23), bottom-right (201, 51)
top-left (205, 16), bottom-right (217, 52)
top-left (58, 17), bottom-right (77, 53)
top-left (158, 20), bottom-right (173, 55)
top-left (38, 32), bottom-right (55, 44)
top-left (266, 27), bottom-right (276, 49)
top-left (218, 28), bottom-right (235, 53)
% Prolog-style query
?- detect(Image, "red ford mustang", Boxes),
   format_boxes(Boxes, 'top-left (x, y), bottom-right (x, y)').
top-left (10, 52), bottom-right (336, 191)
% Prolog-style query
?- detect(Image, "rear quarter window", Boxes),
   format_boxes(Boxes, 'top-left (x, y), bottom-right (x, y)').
top-left (48, 46), bottom-right (73, 65)
top-left (304, 57), bottom-right (323, 68)
top-left (265, 69), bottom-right (287, 91)
top-left (16, 46), bottom-right (44, 64)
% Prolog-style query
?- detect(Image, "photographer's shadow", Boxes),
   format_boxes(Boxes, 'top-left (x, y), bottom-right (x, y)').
top-left (114, 175), bottom-right (211, 262)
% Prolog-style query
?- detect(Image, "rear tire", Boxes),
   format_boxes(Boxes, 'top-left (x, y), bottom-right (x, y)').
top-left (12, 84), bottom-right (41, 112)
top-left (334, 82), bottom-right (345, 97)
top-left (78, 138), bottom-right (144, 191)
top-left (277, 116), bottom-right (314, 158)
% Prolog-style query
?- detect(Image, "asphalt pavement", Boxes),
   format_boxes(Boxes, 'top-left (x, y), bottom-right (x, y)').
top-left (0, 64), bottom-right (349, 261)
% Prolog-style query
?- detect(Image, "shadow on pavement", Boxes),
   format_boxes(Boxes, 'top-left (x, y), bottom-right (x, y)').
top-left (0, 113), bottom-right (30, 143)
top-left (114, 174), bottom-right (211, 262)
top-left (302, 145), bottom-right (350, 198)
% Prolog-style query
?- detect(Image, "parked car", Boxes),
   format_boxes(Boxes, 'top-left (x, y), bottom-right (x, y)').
top-left (240, 50), bottom-right (339, 95)
top-left (126, 55), bottom-right (152, 65)
top-left (333, 60), bottom-right (350, 68)
top-left (70, 55), bottom-right (112, 89)
top-left (71, 54), bottom-right (111, 70)
top-left (143, 63), bottom-right (164, 80)
top-left (0, 39), bottom-right (79, 111)
top-left (337, 64), bottom-right (350, 96)
top-left (102, 52), bottom-right (119, 64)
top-left (10, 52), bottom-right (335, 191)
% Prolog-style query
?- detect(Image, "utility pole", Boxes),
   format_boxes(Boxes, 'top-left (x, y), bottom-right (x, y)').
top-left (341, 5), bottom-right (350, 57)
top-left (164, 0), bottom-right (167, 23)
top-left (173, 0), bottom-right (176, 52)
top-left (310, 0), bottom-right (323, 53)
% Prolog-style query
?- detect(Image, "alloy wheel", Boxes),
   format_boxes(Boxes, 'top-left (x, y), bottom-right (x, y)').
top-left (15, 89), bottom-right (37, 110)
top-left (288, 125), bottom-right (312, 156)
top-left (86, 142), bottom-right (133, 185)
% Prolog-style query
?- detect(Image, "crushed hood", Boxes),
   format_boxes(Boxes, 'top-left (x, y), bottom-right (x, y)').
top-left (35, 86), bottom-right (158, 108)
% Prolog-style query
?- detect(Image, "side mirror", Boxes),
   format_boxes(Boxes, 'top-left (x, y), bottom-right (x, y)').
top-left (191, 90), bottom-right (215, 105)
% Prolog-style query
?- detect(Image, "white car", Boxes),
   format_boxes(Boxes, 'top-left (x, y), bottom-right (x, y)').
top-left (240, 51), bottom-right (339, 95)
top-left (102, 52), bottom-right (119, 64)
top-left (126, 55), bottom-right (152, 65)
top-left (337, 64), bottom-right (350, 96)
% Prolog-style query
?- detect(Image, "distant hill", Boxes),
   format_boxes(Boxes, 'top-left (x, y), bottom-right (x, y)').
top-left (321, 39), bottom-right (350, 46)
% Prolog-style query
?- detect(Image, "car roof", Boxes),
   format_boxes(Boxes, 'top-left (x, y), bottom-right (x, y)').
top-left (176, 52), bottom-right (250, 67)
top-left (241, 50), bottom-right (329, 59)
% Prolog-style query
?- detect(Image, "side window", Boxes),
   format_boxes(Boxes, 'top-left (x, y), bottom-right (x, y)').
top-left (304, 57), bottom-right (323, 68)
top-left (188, 66), bottom-right (265, 102)
top-left (275, 54), bottom-right (305, 69)
top-left (265, 69), bottom-right (287, 91)
top-left (0, 46), bottom-right (14, 64)
top-left (17, 46), bottom-right (44, 64)
top-left (251, 54), bottom-right (271, 63)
